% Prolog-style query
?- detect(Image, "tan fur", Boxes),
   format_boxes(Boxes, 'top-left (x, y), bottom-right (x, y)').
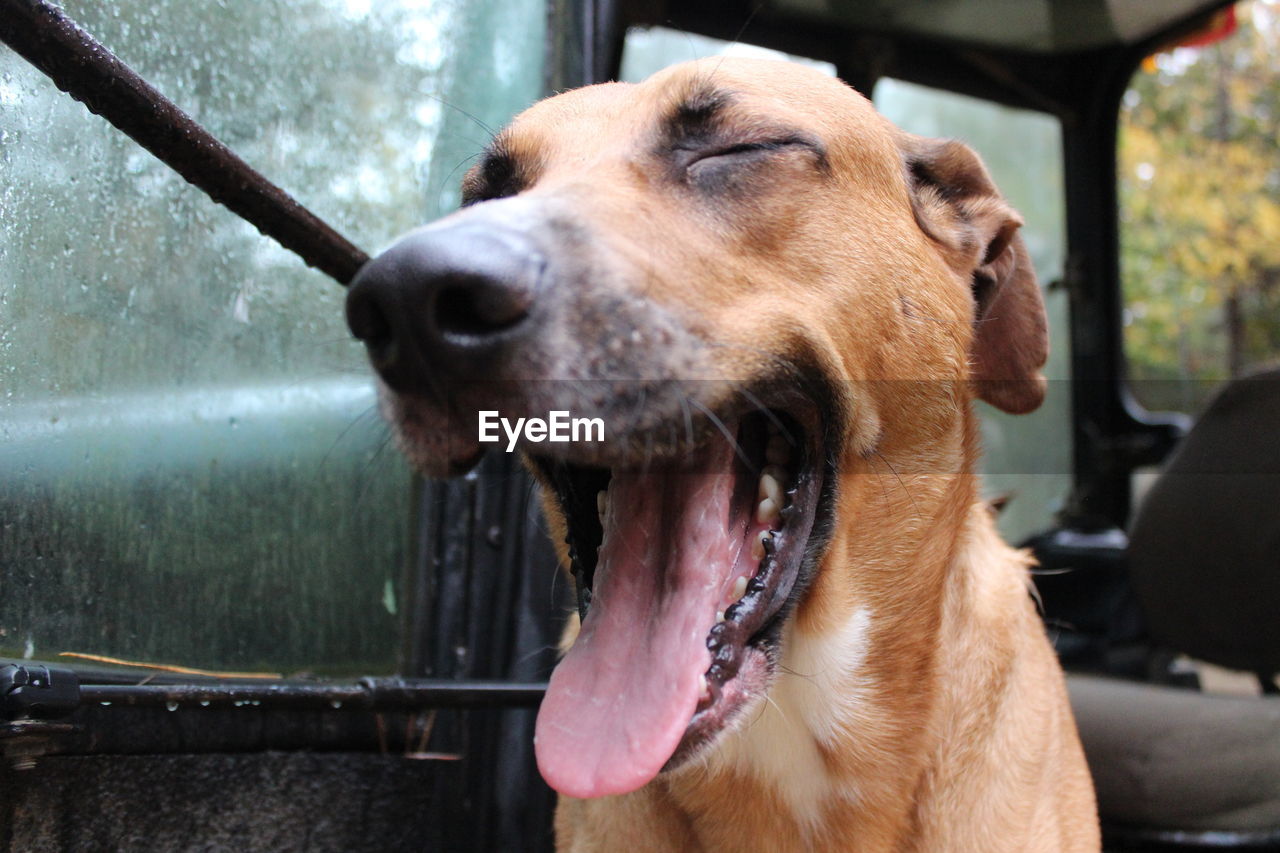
top-left (463, 58), bottom-right (1097, 851)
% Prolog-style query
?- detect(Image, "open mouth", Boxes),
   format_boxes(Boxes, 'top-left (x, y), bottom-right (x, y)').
top-left (530, 398), bottom-right (832, 799)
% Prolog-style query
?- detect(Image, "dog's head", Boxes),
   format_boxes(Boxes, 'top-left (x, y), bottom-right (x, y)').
top-left (345, 58), bottom-right (1047, 799)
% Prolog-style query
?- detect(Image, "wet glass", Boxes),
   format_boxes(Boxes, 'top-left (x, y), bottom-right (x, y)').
top-left (0, 0), bottom-right (545, 675)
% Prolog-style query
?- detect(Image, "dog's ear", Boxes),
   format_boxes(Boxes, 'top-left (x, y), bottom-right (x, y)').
top-left (899, 134), bottom-right (1048, 414)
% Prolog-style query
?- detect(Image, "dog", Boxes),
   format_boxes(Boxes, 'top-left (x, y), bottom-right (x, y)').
top-left (345, 58), bottom-right (1099, 852)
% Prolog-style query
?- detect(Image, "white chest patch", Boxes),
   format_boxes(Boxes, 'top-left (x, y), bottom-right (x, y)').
top-left (709, 607), bottom-right (874, 834)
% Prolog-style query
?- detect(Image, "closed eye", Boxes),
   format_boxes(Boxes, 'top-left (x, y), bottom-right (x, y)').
top-left (683, 135), bottom-right (824, 189)
top-left (689, 138), bottom-right (811, 165)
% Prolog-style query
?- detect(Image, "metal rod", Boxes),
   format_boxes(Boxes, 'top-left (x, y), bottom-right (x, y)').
top-left (0, 0), bottom-right (369, 285)
top-left (79, 678), bottom-right (547, 711)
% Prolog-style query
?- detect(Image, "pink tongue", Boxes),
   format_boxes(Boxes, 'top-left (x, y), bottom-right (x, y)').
top-left (535, 439), bottom-right (746, 798)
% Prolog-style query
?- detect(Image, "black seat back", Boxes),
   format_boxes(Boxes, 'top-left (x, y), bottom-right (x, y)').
top-left (1128, 368), bottom-right (1280, 676)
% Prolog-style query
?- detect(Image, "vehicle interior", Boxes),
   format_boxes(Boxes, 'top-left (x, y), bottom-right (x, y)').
top-left (1, 0), bottom-right (1276, 850)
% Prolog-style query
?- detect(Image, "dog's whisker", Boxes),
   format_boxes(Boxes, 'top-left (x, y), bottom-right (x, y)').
top-left (703, 7), bottom-right (763, 92)
top-left (547, 548), bottom-right (564, 610)
top-left (678, 29), bottom-right (701, 63)
top-left (688, 397), bottom-right (752, 470)
top-left (420, 90), bottom-right (497, 137)
top-left (739, 688), bottom-right (781, 736)
top-left (777, 663), bottom-right (818, 682)
top-left (678, 392), bottom-right (696, 448)
top-left (635, 382), bottom-right (650, 431)
top-left (322, 404), bottom-right (384, 468)
top-left (353, 430), bottom-right (398, 507)
top-left (869, 464), bottom-right (894, 508)
top-left (871, 449), bottom-right (921, 518)
top-left (514, 643), bottom-right (562, 669)
top-left (439, 151), bottom-right (484, 191)
top-left (346, 420), bottom-right (397, 499)
top-left (736, 386), bottom-right (797, 445)
top-left (761, 691), bottom-right (789, 725)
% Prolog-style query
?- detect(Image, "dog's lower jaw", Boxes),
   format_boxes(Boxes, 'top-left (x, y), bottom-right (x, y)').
top-left (555, 487), bottom-right (1098, 853)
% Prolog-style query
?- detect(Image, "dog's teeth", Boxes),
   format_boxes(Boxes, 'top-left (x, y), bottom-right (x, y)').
top-left (751, 529), bottom-right (768, 561)
top-left (758, 471), bottom-right (783, 506)
top-left (716, 610), bottom-right (726, 623)
top-left (765, 435), bottom-right (791, 465)
top-left (732, 575), bottom-right (748, 600)
top-left (596, 490), bottom-right (608, 522)
top-left (699, 674), bottom-right (710, 701)
top-left (756, 497), bottom-right (780, 525)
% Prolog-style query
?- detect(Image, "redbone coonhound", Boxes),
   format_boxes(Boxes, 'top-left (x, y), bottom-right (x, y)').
top-left (346, 58), bottom-right (1100, 852)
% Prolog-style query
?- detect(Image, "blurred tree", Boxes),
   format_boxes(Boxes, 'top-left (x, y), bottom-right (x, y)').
top-left (1120, 0), bottom-right (1280, 413)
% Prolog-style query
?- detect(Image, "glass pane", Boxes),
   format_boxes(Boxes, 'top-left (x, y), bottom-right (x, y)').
top-left (1119, 2), bottom-right (1280, 415)
top-left (0, 0), bottom-right (545, 675)
top-left (873, 79), bottom-right (1070, 542)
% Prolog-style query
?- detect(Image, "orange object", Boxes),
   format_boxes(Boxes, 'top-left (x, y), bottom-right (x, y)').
top-left (60, 651), bottom-right (282, 679)
top-left (1141, 5), bottom-right (1238, 72)
top-left (1179, 6), bottom-right (1238, 48)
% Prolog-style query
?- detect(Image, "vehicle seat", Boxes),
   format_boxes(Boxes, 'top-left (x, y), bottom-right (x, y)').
top-left (1067, 368), bottom-right (1280, 843)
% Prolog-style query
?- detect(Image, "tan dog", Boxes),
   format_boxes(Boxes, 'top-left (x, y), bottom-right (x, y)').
top-left (346, 58), bottom-right (1099, 852)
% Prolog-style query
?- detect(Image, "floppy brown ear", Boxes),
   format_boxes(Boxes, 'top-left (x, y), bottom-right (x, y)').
top-left (899, 134), bottom-right (1048, 414)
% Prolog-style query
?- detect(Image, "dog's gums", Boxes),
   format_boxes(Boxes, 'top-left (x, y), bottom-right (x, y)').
top-left (530, 406), bottom-right (829, 797)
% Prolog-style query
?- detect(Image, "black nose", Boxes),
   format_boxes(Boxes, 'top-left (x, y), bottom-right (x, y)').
top-left (345, 221), bottom-right (547, 393)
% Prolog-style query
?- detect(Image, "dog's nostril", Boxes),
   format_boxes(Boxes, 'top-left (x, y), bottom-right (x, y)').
top-left (345, 288), bottom-right (393, 350)
top-left (435, 272), bottom-right (537, 340)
